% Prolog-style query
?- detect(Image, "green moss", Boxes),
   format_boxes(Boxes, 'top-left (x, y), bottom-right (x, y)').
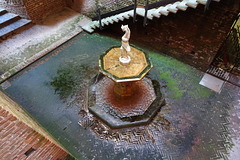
top-left (148, 52), bottom-right (212, 99)
top-left (189, 84), bottom-right (213, 99)
top-left (150, 52), bottom-right (190, 74)
top-left (158, 72), bottom-right (184, 99)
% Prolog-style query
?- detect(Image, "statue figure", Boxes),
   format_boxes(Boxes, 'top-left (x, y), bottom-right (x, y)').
top-left (120, 25), bottom-right (131, 65)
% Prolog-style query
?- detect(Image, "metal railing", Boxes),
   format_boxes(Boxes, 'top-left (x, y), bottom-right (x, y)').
top-left (209, 14), bottom-right (240, 86)
top-left (93, 0), bottom-right (184, 29)
top-left (94, 0), bottom-right (213, 29)
top-left (142, 0), bottom-right (180, 27)
top-left (92, 0), bottom-right (135, 30)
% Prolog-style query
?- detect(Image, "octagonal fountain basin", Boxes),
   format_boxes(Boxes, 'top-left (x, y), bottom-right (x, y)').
top-left (87, 73), bottom-right (165, 129)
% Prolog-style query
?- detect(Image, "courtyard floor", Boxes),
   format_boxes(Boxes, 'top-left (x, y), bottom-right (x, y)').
top-left (0, 7), bottom-right (90, 83)
top-left (1, 32), bottom-right (239, 159)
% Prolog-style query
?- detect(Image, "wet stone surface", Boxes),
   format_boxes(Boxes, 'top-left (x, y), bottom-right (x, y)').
top-left (2, 33), bottom-right (240, 160)
top-left (87, 74), bottom-right (164, 128)
top-left (94, 75), bottom-right (156, 118)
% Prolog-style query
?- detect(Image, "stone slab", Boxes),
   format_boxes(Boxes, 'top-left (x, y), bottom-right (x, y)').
top-left (199, 73), bottom-right (225, 93)
top-left (0, 19), bottom-right (31, 37)
top-left (0, 12), bottom-right (19, 27)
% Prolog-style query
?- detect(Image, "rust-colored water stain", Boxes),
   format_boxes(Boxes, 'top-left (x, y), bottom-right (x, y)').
top-left (98, 77), bottom-right (156, 115)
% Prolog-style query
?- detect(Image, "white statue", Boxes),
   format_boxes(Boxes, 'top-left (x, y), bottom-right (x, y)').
top-left (119, 25), bottom-right (131, 65)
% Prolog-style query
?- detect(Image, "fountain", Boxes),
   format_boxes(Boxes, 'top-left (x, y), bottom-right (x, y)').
top-left (3, 21), bottom-right (236, 159)
top-left (85, 25), bottom-right (165, 129)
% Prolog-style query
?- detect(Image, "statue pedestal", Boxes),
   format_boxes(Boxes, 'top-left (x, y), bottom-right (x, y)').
top-left (119, 56), bottom-right (131, 65)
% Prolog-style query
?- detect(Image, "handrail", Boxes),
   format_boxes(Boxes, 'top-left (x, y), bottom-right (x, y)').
top-left (147, 0), bottom-right (179, 10)
top-left (94, 0), bottom-right (212, 29)
top-left (204, 0), bottom-right (212, 11)
top-left (92, 4), bottom-right (135, 21)
top-left (133, 0), bottom-right (137, 23)
top-left (143, 0), bottom-right (149, 27)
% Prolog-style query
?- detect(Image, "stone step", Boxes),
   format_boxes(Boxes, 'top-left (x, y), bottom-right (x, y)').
top-left (122, 12), bottom-right (130, 19)
top-left (125, 10), bottom-right (134, 17)
top-left (111, 15), bottom-right (120, 23)
top-left (197, 0), bottom-right (207, 5)
top-left (82, 23), bottom-right (94, 33)
top-left (82, 0), bottom-right (221, 33)
top-left (0, 19), bottom-right (31, 38)
top-left (136, 8), bottom-right (145, 17)
top-left (0, 12), bottom-right (20, 28)
top-left (0, 8), bottom-right (7, 16)
top-left (177, 0), bottom-right (188, 11)
top-left (186, 0), bottom-right (199, 8)
top-left (105, 17), bottom-right (114, 24)
top-left (167, 2), bottom-right (180, 13)
top-left (81, 9), bottom-right (136, 33)
top-left (116, 13), bottom-right (125, 21)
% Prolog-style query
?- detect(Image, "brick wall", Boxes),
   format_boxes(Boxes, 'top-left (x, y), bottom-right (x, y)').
top-left (0, 106), bottom-right (68, 159)
top-left (23, 0), bottom-right (67, 23)
top-left (0, 91), bottom-right (67, 153)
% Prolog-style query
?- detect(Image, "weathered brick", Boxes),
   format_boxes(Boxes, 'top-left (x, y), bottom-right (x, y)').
top-left (38, 143), bottom-right (55, 159)
top-left (8, 114), bottom-right (17, 121)
top-left (0, 107), bottom-right (68, 159)
top-left (23, 0), bottom-right (67, 22)
top-left (0, 120), bottom-right (10, 131)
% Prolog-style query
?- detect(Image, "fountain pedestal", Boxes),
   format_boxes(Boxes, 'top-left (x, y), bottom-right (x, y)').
top-left (87, 46), bottom-right (165, 129)
top-left (113, 81), bottom-right (137, 97)
top-left (84, 25), bottom-right (165, 129)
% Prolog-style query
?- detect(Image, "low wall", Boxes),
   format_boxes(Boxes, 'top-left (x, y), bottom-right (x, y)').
top-left (0, 91), bottom-right (67, 152)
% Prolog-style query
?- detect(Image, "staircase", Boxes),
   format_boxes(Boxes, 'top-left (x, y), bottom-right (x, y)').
top-left (0, 8), bottom-right (32, 39)
top-left (82, 0), bottom-right (220, 33)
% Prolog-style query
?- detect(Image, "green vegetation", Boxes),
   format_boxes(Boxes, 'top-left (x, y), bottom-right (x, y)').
top-left (149, 52), bottom-right (213, 99)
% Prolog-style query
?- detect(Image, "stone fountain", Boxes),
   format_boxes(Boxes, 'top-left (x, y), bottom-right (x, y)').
top-left (87, 25), bottom-right (165, 129)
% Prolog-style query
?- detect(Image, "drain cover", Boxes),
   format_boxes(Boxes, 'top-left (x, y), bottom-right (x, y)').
top-left (199, 73), bottom-right (225, 93)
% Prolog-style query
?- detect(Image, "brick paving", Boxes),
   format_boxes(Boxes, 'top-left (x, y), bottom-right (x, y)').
top-left (97, 0), bottom-right (240, 71)
top-left (0, 106), bottom-right (68, 160)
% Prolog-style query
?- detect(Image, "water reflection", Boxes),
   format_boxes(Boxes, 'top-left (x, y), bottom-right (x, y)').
top-left (50, 63), bottom-right (98, 106)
